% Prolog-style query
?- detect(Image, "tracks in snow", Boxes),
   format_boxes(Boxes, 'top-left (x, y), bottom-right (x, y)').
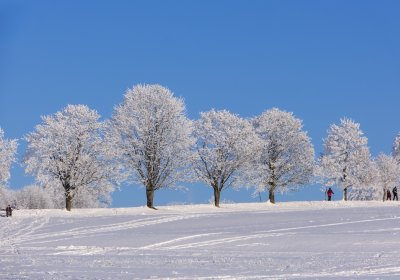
top-left (5, 211), bottom-right (399, 252)
top-left (139, 215), bottom-right (400, 251)
top-left (6, 213), bottom-right (216, 246)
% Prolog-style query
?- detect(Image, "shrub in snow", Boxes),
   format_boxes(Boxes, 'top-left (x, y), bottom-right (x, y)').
top-left (192, 109), bottom-right (260, 207)
top-left (208, 196), bottom-right (235, 205)
top-left (348, 183), bottom-right (377, 201)
top-left (0, 187), bottom-right (14, 209)
top-left (105, 84), bottom-right (194, 209)
top-left (252, 108), bottom-right (315, 203)
top-left (14, 185), bottom-right (54, 209)
top-left (24, 105), bottom-right (118, 211)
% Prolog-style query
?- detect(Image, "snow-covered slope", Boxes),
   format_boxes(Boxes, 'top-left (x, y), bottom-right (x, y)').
top-left (1, 201), bottom-right (400, 279)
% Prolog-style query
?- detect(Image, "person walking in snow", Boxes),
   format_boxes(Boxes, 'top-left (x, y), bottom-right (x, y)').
top-left (387, 189), bottom-right (392, 201)
top-left (5, 205), bottom-right (12, 217)
top-left (327, 188), bottom-right (334, 201)
top-left (393, 187), bottom-right (398, 201)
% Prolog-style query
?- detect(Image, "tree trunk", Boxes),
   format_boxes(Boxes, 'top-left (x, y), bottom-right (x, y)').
top-left (66, 195), bottom-right (73, 211)
top-left (383, 188), bottom-right (386, 202)
top-left (146, 188), bottom-right (156, 209)
top-left (214, 188), bottom-right (221, 207)
top-left (269, 189), bottom-right (275, 204)
top-left (343, 188), bottom-right (348, 201)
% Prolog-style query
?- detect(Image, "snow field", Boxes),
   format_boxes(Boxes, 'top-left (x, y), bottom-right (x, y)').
top-left (1, 201), bottom-right (400, 279)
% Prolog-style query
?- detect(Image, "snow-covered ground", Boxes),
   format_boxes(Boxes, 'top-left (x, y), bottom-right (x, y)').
top-left (1, 201), bottom-right (400, 279)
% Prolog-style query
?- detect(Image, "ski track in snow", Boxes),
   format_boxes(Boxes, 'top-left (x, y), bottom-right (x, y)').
top-left (14, 213), bottom-right (213, 245)
top-left (1, 202), bottom-right (400, 279)
top-left (144, 216), bottom-right (400, 250)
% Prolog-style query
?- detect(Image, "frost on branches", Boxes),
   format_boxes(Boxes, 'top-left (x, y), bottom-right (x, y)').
top-left (106, 84), bottom-right (193, 209)
top-left (375, 154), bottom-right (399, 201)
top-left (0, 127), bottom-right (18, 186)
top-left (15, 185), bottom-right (54, 209)
top-left (318, 118), bottom-right (372, 201)
top-left (346, 159), bottom-right (377, 201)
top-left (192, 110), bottom-right (260, 207)
top-left (24, 105), bottom-right (118, 211)
top-left (252, 108), bottom-right (315, 203)
top-left (392, 134), bottom-right (400, 162)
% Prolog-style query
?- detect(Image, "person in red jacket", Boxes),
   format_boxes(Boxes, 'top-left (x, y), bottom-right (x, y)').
top-left (327, 188), bottom-right (334, 201)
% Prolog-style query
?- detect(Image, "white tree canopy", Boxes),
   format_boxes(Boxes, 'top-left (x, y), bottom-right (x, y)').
top-left (15, 185), bottom-right (54, 209)
top-left (318, 118), bottom-right (372, 201)
top-left (347, 159), bottom-right (378, 201)
top-left (105, 84), bottom-right (194, 208)
top-left (192, 109), bottom-right (261, 207)
top-left (0, 127), bottom-right (18, 185)
top-left (24, 104), bottom-right (118, 210)
top-left (252, 108), bottom-right (315, 203)
top-left (375, 154), bottom-right (399, 201)
top-left (392, 134), bottom-right (400, 162)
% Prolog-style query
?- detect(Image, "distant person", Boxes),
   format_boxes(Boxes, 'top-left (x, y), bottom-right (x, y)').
top-left (393, 187), bottom-right (398, 201)
top-left (5, 205), bottom-right (12, 217)
top-left (327, 188), bottom-right (334, 201)
top-left (387, 189), bottom-right (392, 201)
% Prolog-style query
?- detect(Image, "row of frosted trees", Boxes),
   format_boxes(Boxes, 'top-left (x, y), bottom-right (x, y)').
top-left (1, 84), bottom-right (400, 210)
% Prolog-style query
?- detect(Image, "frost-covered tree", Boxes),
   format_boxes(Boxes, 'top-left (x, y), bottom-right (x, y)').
top-left (15, 185), bottom-right (54, 209)
top-left (318, 118), bottom-right (372, 201)
top-left (192, 109), bottom-right (260, 207)
top-left (24, 105), bottom-right (118, 211)
top-left (106, 84), bottom-right (193, 209)
top-left (0, 127), bottom-right (18, 185)
top-left (0, 187), bottom-right (13, 209)
top-left (375, 154), bottom-right (399, 201)
top-left (252, 108), bottom-right (315, 203)
top-left (347, 160), bottom-right (378, 201)
top-left (392, 134), bottom-right (400, 162)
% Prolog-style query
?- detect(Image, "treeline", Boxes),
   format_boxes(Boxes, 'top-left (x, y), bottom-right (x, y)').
top-left (1, 84), bottom-right (399, 210)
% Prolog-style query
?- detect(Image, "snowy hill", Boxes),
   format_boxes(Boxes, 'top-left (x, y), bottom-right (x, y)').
top-left (1, 201), bottom-right (400, 279)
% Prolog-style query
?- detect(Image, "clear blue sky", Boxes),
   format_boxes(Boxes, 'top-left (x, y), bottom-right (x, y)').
top-left (1, 1), bottom-right (399, 207)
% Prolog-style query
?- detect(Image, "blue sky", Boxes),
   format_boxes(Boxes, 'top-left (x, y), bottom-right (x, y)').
top-left (1, 1), bottom-right (399, 207)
